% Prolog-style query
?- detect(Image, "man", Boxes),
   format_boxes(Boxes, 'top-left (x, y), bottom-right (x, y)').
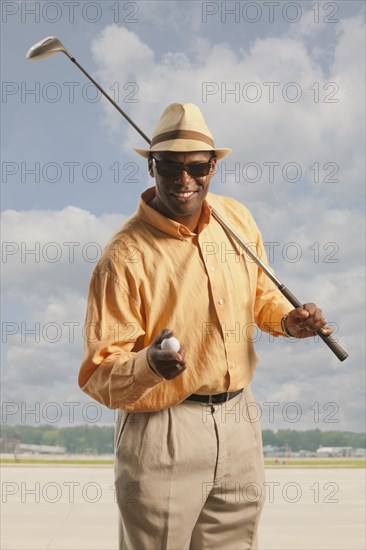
top-left (78, 103), bottom-right (332, 550)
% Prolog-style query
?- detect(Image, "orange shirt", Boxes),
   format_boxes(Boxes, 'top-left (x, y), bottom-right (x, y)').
top-left (78, 187), bottom-right (292, 413)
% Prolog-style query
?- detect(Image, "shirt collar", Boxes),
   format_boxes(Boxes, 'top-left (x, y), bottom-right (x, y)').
top-left (137, 187), bottom-right (212, 239)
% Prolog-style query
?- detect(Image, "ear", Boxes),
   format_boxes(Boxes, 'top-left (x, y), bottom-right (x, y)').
top-left (210, 157), bottom-right (217, 175)
top-left (148, 156), bottom-right (154, 178)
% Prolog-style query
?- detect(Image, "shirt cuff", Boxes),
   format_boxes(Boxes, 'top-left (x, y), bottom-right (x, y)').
top-left (262, 304), bottom-right (293, 337)
top-left (134, 347), bottom-right (165, 386)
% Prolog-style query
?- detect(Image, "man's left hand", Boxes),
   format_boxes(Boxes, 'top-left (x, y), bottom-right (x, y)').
top-left (285, 303), bottom-right (334, 339)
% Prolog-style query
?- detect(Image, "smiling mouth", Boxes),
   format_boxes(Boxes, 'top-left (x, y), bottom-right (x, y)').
top-left (171, 191), bottom-right (197, 201)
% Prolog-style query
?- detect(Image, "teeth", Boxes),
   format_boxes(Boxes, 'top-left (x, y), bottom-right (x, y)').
top-left (174, 192), bottom-right (193, 197)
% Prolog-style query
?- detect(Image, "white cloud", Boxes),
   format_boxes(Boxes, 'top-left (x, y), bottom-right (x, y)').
top-left (253, 329), bottom-right (365, 432)
top-left (6, 345), bottom-right (75, 387)
top-left (2, 9), bottom-right (365, 431)
top-left (1, 206), bottom-right (124, 296)
top-left (265, 382), bottom-right (302, 404)
top-left (1, 204), bottom-right (364, 430)
top-left (1, 208), bottom-right (124, 421)
top-left (90, 15), bottom-right (364, 209)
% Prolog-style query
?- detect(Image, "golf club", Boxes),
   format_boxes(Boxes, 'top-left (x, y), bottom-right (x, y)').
top-left (26, 36), bottom-right (150, 144)
top-left (26, 36), bottom-right (348, 361)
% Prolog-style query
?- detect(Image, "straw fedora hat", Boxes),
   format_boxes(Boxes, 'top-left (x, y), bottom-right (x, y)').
top-left (134, 103), bottom-right (231, 160)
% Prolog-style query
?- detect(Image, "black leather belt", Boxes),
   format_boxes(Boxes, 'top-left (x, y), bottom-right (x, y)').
top-left (185, 389), bottom-right (243, 405)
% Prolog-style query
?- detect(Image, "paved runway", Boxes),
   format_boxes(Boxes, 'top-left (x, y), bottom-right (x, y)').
top-left (1, 466), bottom-right (365, 549)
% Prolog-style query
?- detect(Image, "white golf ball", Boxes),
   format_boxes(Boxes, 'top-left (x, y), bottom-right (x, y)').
top-left (161, 337), bottom-right (180, 353)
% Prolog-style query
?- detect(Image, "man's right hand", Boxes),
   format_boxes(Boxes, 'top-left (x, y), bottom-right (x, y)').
top-left (147, 328), bottom-right (187, 380)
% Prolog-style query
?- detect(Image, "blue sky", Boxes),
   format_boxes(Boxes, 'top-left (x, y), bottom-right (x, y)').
top-left (1, 0), bottom-right (365, 431)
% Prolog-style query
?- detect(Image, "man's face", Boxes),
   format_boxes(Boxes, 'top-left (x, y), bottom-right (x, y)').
top-left (148, 151), bottom-right (217, 226)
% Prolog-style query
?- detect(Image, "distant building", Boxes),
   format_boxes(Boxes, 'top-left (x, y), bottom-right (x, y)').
top-left (0, 437), bottom-right (20, 454)
top-left (1, 439), bottom-right (66, 455)
top-left (298, 449), bottom-right (316, 457)
top-left (354, 448), bottom-right (366, 457)
top-left (18, 443), bottom-right (66, 454)
top-left (316, 446), bottom-right (354, 457)
top-left (263, 445), bottom-right (286, 457)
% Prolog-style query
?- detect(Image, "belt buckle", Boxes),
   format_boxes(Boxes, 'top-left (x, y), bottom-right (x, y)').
top-left (208, 394), bottom-right (213, 405)
top-left (225, 391), bottom-right (230, 402)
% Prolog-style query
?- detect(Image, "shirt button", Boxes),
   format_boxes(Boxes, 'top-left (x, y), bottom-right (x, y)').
top-left (210, 266), bottom-right (215, 272)
top-left (218, 298), bottom-right (224, 305)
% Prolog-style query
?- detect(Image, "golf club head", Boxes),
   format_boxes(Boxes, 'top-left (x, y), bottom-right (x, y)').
top-left (26, 36), bottom-right (71, 60)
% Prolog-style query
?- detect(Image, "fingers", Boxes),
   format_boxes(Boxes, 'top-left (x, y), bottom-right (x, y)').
top-left (152, 327), bottom-right (174, 345)
top-left (319, 325), bottom-right (333, 336)
top-left (302, 303), bottom-right (327, 332)
top-left (177, 347), bottom-right (186, 362)
top-left (147, 328), bottom-right (187, 380)
top-left (287, 304), bottom-right (334, 339)
top-left (155, 345), bottom-right (187, 380)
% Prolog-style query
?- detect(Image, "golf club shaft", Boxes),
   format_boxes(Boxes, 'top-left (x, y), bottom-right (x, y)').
top-left (211, 208), bottom-right (348, 361)
top-left (69, 56), bottom-right (151, 145)
top-left (52, 43), bottom-right (348, 362)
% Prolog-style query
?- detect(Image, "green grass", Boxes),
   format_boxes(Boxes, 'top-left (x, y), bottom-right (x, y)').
top-left (0, 459), bottom-right (114, 465)
top-left (264, 458), bottom-right (365, 468)
top-left (1, 457), bottom-right (365, 468)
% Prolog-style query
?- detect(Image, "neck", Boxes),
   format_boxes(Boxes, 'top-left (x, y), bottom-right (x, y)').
top-left (149, 197), bottom-right (200, 233)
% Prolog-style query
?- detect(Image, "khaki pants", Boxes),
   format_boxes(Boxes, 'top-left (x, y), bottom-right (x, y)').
top-left (115, 385), bottom-right (265, 550)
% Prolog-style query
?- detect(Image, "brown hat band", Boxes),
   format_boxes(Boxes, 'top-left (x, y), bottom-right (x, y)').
top-left (151, 130), bottom-right (215, 148)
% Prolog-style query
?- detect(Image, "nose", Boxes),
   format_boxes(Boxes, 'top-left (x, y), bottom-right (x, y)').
top-left (175, 168), bottom-right (193, 184)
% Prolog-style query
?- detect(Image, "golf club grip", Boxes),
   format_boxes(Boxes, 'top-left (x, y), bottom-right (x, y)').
top-left (316, 330), bottom-right (348, 362)
top-left (279, 285), bottom-right (348, 361)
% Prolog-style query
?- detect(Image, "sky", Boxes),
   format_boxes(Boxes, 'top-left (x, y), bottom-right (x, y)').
top-left (1, 0), bottom-right (365, 433)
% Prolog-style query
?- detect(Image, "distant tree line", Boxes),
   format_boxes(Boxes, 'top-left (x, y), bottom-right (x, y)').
top-left (1, 424), bottom-right (114, 454)
top-left (262, 429), bottom-right (365, 452)
top-left (1, 425), bottom-right (365, 454)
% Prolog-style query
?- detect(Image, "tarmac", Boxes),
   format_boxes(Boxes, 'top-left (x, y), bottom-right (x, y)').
top-left (1, 466), bottom-right (365, 549)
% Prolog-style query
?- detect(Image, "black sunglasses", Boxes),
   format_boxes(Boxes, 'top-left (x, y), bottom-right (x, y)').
top-left (152, 156), bottom-right (216, 178)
